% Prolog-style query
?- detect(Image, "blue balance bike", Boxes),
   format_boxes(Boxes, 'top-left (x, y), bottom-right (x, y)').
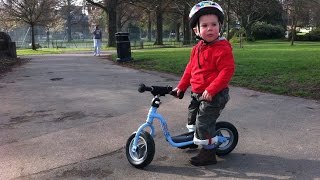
top-left (126, 84), bottom-right (238, 168)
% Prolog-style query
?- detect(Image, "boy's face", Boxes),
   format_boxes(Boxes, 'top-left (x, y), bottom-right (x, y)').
top-left (193, 14), bottom-right (220, 43)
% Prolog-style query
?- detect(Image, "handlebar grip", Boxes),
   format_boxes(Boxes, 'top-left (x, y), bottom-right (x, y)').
top-left (169, 90), bottom-right (184, 99)
top-left (139, 83), bottom-right (176, 97)
top-left (138, 83), bottom-right (152, 93)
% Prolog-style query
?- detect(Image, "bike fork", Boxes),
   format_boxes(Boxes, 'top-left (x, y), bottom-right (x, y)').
top-left (131, 122), bottom-right (155, 153)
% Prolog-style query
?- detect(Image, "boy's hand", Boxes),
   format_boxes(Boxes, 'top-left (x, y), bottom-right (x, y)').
top-left (202, 90), bottom-right (213, 101)
top-left (172, 87), bottom-right (183, 98)
top-left (170, 88), bottom-right (184, 99)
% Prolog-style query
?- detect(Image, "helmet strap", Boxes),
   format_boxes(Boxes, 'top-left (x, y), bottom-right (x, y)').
top-left (195, 22), bottom-right (207, 43)
top-left (219, 22), bottom-right (223, 36)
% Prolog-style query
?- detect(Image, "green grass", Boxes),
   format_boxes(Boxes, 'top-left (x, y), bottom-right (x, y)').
top-left (17, 48), bottom-right (65, 55)
top-left (124, 48), bottom-right (191, 74)
top-left (17, 47), bottom-right (116, 55)
top-left (118, 40), bottom-right (320, 100)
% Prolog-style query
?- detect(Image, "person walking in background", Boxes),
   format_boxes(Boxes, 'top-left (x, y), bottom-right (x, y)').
top-left (92, 25), bottom-right (102, 56)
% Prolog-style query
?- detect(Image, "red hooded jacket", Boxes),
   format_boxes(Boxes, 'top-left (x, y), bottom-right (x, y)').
top-left (177, 39), bottom-right (235, 96)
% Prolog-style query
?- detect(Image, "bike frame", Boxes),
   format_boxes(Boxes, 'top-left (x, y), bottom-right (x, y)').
top-left (131, 96), bottom-right (229, 153)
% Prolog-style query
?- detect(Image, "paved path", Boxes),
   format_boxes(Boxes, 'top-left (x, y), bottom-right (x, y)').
top-left (0, 53), bottom-right (319, 179)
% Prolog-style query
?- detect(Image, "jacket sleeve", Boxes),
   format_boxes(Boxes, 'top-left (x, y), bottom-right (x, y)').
top-left (177, 47), bottom-right (195, 92)
top-left (206, 47), bottom-right (235, 96)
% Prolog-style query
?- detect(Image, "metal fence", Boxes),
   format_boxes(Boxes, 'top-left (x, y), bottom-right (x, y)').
top-left (6, 26), bottom-right (196, 50)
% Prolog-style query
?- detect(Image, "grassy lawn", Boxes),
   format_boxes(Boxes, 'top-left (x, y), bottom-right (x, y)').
top-left (119, 41), bottom-right (320, 100)
top-left (17, 48), bottom-right (66, 55)
top-left (17, 47), bottom-right (116, 55)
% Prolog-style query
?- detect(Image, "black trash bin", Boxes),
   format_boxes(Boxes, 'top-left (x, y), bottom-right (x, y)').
top-left (115, 32), bottom-right (133, 62)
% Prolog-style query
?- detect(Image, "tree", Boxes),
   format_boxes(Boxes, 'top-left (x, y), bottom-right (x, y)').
top-left (230, 0), bottom-right (281, 41)
top-left (1, 0), bottom-right (59, 50)
top-left (59, 0), bottom-right (77, 42)
top-left (86, 2), bottom-right (104, 28)
top-left (282, 0), bottom-right (320, 45)
top-left (117, 2), bottom-right (143, 31)
top-left (153, 1), bottom-right (164, 45)
top-left (130, 0), bottom-right (171, 45)
top-left (310, 4), bottom-right (320, 28)
top-left (0, 4), bottom-right (18, 32)
top-left (86, 0), bottom-right (118, 47)
top-left (128, 1), bottom-right (153, 41)
top-left (172, 0), bottom-right (195, 45)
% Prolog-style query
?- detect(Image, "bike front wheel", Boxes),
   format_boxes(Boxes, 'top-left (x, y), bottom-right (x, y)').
top-left (215, 121), bottom-right (238, 156)
top-left (126, 131), bottom-right (155, 169)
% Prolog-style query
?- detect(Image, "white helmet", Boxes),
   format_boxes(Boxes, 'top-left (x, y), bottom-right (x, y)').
top-left (189, 1), bottom-right (224, 29)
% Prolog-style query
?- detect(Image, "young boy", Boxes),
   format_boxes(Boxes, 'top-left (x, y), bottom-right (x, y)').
top-left (173, 1), bottom-right (235, 166)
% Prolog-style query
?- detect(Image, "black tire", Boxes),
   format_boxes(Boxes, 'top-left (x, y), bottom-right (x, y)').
top-left (126, 131), bottom-right (155, 169)
top-left (215, 121), bottom-right (238, 156)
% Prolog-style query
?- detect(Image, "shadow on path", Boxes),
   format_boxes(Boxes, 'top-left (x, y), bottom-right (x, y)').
top-left (146, 153), bottom-right (320, 179)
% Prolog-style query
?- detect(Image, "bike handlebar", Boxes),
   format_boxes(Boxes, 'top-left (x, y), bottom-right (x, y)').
top-left (138, 84), bottom-right (184, 99)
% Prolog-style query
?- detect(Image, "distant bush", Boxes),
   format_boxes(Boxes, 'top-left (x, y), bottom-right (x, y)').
top-left (290, 28), bottom-right (320, 41)
top-left (252, 22), bottom-right (285, 40)
top-left (305, 29), bottom-right (320, 41)
top-left (228, 28), bottom-right (247, 43)
top-left (228, 28), bottom-right (240, 43)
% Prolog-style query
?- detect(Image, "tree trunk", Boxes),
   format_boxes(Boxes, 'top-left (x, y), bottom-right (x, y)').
top-left (31, 24), bottom-right (36, 50)
top-left (183, 4), bottom-right (190, 45)
top-left (108, 0), bottom-right (117, 47)
top-left (117, 9), bottom-right (122, 31)
top-left (46, 30), bottom-right (50, 48)
top-left (175, 23), bottom-right (180, 42)
top-left (147, 10), bottom-right (152, 41)
top-left (67, 16), bottom-right (72, 42)
top-left (244, 23), bottom-right (253, 42)
top-left (226, 0), bottom-right (231, 40)
top-left (154, 6), bottom-right (163, 45)
top-left (290, 14), bottom-right (296, 46)
top-left (67, 0), bottom-right (72, 42)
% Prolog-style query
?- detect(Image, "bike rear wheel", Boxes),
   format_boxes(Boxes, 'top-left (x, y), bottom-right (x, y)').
top-left (126, 131), bottom-right (155, 169)
top-left (215, 121), bottom-right (238, 156)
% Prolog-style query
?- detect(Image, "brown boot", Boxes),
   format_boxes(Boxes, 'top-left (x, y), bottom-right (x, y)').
top-left (190, 148), bottom-right (217, 166)
top-left (190, 147), bottom-right (213, 160)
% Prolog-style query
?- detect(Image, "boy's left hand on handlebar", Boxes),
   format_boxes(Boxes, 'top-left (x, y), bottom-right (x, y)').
top-left (171, 88), bottom-right (184, 99)
top-left (172, 87), bottom-right (181, 95)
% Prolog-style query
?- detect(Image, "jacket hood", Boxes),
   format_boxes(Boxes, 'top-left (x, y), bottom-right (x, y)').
top-left (199, 37), bottom-right (232, 49)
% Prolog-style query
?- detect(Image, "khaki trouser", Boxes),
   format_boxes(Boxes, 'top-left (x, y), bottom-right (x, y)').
top-left (188, 88), bottom-right (229, 144)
